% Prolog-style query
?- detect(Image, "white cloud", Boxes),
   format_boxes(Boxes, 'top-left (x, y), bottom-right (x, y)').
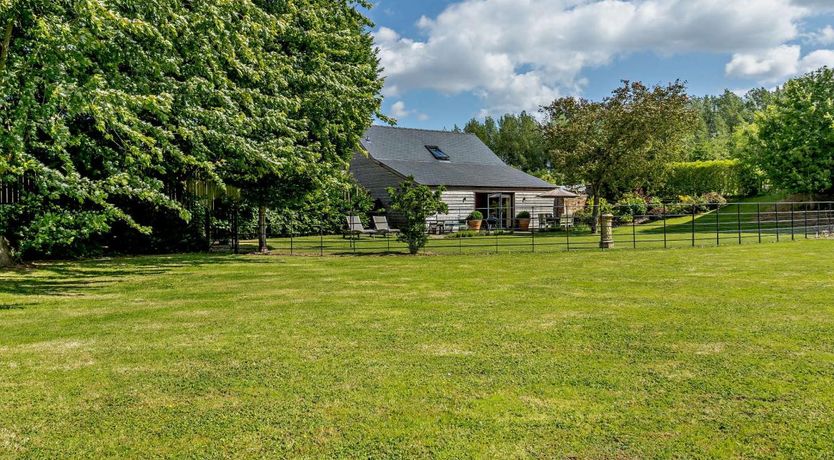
top-left (799, 49), bottom-right (834, 72)
top-left (374, 0), bottom-right (828, 115)
top-left (390, 100), bottom-right (410, 117)
top-left (806, 25), bottom-right (834, 45)
top-left (388, 100), bottom-right (429, 121)
top-left (725, 45), bottom-right (802, 81)
top-left (726, 45), bottom-right (834, 81)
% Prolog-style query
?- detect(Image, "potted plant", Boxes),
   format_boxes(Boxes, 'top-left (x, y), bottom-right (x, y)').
top-left (467, 210), bottom-right (484, 231)
top-left (516, 211), bottom-right (531, 231)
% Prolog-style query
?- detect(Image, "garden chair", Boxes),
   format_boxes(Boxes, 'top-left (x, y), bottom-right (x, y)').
top-left (344, 216), bottom-right (376, 239)
top-left (560, 215), bottom-right (574, 229)
top-left (372, 216), bottom-right (400, 236)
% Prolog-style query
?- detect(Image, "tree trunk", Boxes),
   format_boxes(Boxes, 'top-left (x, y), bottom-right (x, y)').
top-left (258, 205), bottom-right (268, 253)
top-left (0, 236), bottom-right (13, 268)
top-left (591, 195), bottom-right (600, 234)
top-left (590, 187), bottom-right (601, 235)
top-left (0, 20), bottom-right (13, 75)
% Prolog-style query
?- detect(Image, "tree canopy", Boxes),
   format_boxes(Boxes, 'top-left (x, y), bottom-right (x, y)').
top-left (541, 80), bottom-right (696, 231)
top-left (0, 0), bottom-right (383, 258)
top-left (749, 67), bottom-right (834, 195)
top-left (459, 112), bottom-right (550, 174)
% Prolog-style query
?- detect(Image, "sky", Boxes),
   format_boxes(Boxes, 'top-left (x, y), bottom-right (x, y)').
top-left (365, 0), bottom-right (834, 130)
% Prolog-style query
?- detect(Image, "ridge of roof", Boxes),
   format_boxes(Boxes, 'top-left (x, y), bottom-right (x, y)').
top-left (367, 125), bottom-right (477, 137)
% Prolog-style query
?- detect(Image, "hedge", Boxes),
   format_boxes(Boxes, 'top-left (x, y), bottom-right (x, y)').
top-left (664, 160), bottom-right (744, 197)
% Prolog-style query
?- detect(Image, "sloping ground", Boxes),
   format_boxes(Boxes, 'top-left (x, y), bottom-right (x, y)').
top-left (2, 242), bottom-right (834, 458)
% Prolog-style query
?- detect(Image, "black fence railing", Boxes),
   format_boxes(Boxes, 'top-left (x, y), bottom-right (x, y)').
top-left (0, 175), bottom-right (35, 205)
top-left (220, 201), bottom-right (834, 256)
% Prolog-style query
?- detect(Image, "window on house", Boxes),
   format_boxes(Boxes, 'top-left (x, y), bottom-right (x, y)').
top-left (425, 145), bottom-right (450, 161)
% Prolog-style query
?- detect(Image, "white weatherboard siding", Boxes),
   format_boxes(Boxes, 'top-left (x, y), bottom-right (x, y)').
top-left (439, 190), bottom-right (475, 220)
top-left (515, 192), bottom-right (556, 228)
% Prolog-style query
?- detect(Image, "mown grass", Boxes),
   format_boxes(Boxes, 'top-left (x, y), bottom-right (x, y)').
top-left (2, 241), bottom-right (834, 458)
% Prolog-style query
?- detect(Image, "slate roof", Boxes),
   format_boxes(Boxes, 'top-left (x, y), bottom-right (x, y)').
top-left (359, 126), bottom-right (555, 189)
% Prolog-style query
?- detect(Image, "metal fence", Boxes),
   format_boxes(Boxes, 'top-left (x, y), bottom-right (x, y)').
top-left (0, 176), bottom-right (34, 205)
top-left (228, 201), bottom-right (834, 256)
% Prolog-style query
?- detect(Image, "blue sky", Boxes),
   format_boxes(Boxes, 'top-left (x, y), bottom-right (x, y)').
top-left (366, 0), bottom-right (834, 130)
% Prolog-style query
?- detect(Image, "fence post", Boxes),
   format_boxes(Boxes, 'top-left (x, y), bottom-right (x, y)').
top-left (320, 226), bottom-right (324, 257)
top-left (775, 204), bottom-right (780, 242)
top-left (790, 203), bottom-right (795, 241)
top-left (233, 203), bottom-right (240, 255)
top-left (757, 203), bottom-right (762, 244)
top-left (691, 205), bottom-right (696, 247)
top-left (737, 204), bottom-right (742, 245)
top-left (290, 219), bottom-right (294, 256)
top-left (662, 203), bottom-right (667, 249)
top-left (632, 215), bottom-right (637, 249)
top-left (531, 210), bottom-right (536, 253)
top-left (804, 204), bottom-right (809, 239)
top-left (495, 226), bottom-right (501, 254)
top-left (715, 205), bottom-right (721, 246)
top-left (566, 217), bottom-right (571, 251)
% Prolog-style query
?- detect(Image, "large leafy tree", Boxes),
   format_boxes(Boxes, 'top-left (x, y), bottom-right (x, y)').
top-left (541, 81), bottom-right (696, 232)
top-left (241, 0), bottom-right (384, 252)
top-left (751, 67), bottom-right (834, 195)
top-left (0, 0), bottom-right (382, 258)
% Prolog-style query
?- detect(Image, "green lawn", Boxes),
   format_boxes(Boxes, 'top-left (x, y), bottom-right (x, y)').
top-left (2, 241), bottom-right (834, 458)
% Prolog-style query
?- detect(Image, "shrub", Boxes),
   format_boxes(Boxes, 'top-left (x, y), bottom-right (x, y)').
top-left (516, 211), bottom-right (530, 219)
top-left (701, 192), bottom-right (727, 209)
top-left (647, 196), bottom-right (665, 216)
top-left (669, 195), bottom-right (709, 214)
top-left (468, 210), bottom-right (483, 220)
top-left (665, 160), bottom-right (744, 197)
top-left (446, 230), bottom-right (479, 239)
top-left (615, 192), bottom-right (648, 218)
top-left (387, 178), bottom-right (448, 255)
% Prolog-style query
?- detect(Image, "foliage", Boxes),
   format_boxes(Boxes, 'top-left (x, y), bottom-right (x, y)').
top-left (387, 178), bottom-right (448, 254)
top-left (264, 176), bottom-right (374, 237)
top-left (460, 112), bottom-right (550, 173)
top-left (467, 210), bottom-right (484, 221)
top-left (749, 67), bottom-right (834, 195)
top-left (516, 211), bottom-right (531, 219)
top-left (542, 80), bottom-right (696, 231)
top-left (668, 195), bottom-right (710, 214)
top-left (0, 0), bottom-right (383, 258)
top-left (730, 124), bottom-right (769, 196)
top-left (664, 160), bottom-right (745, 197)
top-left (615, 192), bottom-right (649, 219)
top-left (701, 192), bottom-right (728, 208)
top-left (445, 230), bottom-right (479, 239)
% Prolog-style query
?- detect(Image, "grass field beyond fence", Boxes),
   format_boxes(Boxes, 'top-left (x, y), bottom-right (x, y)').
top-left (2, 241), bottom-right (834, 457)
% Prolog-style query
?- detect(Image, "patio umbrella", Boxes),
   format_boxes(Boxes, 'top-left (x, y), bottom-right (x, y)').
top-left (537, 188), bottom-right (579, 198)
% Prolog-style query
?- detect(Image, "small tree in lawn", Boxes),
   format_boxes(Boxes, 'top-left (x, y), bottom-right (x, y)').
top-left (387, 178), bottom-right (448, 255)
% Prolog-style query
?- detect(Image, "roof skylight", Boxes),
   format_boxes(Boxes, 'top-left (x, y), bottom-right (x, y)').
top-left (425, 145), bottom-right (450, 161)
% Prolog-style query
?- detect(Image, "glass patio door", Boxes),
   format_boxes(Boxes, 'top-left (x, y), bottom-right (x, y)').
top-left (487, 193), bottom-right (514, 229)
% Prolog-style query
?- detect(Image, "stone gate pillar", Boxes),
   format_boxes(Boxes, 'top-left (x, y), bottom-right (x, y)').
top-left (599, 214), bottom-right (614, 249)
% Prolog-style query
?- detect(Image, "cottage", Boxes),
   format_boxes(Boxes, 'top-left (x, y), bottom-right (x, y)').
top-left (351, 126), bottom-right (575, 230)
